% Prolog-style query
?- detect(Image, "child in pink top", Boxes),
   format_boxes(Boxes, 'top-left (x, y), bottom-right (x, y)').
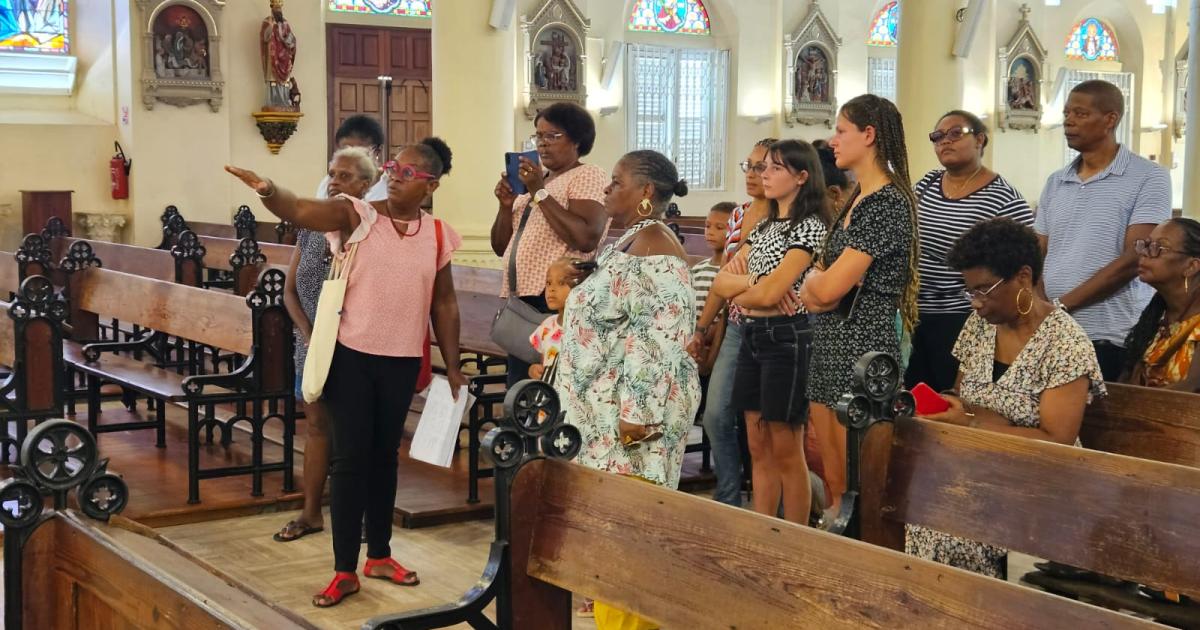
top-left (528, 258), bottom-right (574, 381)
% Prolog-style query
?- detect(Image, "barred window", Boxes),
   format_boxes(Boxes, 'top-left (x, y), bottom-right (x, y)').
top-left (867, 56), bottom-right (897, 102)
top-left (626, 44), bottom-right (729, 190)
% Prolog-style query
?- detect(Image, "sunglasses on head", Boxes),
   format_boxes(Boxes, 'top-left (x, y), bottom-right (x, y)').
top-left (383, 161), bottom-right (437, 182)
top-left (928, 126), bottom-right (975, 144)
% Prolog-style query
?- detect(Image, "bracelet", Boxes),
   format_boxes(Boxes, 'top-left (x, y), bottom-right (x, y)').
top-left (257, 179), bottom-right (276, 199)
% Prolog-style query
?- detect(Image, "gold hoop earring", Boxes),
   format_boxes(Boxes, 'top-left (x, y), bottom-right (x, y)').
top-left (1186, 275), bottom-right (1190, 294)
top-left (637, 198), bottom-right (654, 218)
top-left (1016, 287), bottom-right (1033, 316)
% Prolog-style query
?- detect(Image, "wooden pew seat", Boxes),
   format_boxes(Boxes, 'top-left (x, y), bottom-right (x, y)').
top-left (63, 343), bottom-right (232, 401)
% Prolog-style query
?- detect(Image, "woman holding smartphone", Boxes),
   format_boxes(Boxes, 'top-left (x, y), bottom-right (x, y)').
top-left (491, 102), bottom-right (609, 387)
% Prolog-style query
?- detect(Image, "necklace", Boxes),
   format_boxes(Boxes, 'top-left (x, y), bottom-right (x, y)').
top-left (946, 165), bottom-right (983, 198)
top-left (384, 204), bottom-right (423, 239)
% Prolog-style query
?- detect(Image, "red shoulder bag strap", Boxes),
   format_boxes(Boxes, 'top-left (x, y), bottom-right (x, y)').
top-left (416, 219), bottom-right (444, 392)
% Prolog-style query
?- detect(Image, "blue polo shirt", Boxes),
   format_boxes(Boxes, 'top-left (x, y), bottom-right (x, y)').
top-left (1034, 145), bottom-right (1172, 345)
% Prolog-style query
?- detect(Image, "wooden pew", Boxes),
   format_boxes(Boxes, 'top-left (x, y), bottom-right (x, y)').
top-left (858, 416), bottom-right (1200, 624)
top-left (1081, 381), bottom-right (1200, 467)
top-left (167, 204), bottom-right (297, 246)
top-left (0, 276), bottom-right (66, 461)
top-left (197, 234), bottom-right (293, 295)
top-left (20, 512), bottom-right (313, 629)
top-left (62, 262), bottom-right (295, 504)
top-left (373, 457), bottom-right (1159, 629)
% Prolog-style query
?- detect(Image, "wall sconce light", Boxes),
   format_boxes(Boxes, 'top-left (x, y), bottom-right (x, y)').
top-left (599, 106), bottom-right (619, 117)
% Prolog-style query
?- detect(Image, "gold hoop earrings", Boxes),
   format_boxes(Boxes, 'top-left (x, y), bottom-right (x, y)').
top-left (637, 198), bottom-right (654, 218)
top-left (1186, 275), bottom-right (1191, 294)
top-left (1016, 287), bottom-right (1033, 316)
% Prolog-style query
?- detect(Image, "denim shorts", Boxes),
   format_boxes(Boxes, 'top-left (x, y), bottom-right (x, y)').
top-left (733, 313), bottom-right (812, 426)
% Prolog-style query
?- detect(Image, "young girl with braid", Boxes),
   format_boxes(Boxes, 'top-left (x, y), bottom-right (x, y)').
top-left (799, 94), bottom-right (920, 520)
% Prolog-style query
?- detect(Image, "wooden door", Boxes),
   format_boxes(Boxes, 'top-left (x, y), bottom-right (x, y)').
top-left (327, 25), bottom-right (432, 158)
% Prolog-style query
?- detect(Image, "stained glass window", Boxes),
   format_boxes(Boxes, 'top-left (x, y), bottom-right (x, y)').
top-left (1065, 17), bottom-right (1118, 62)
top-left (0, 0), bottom-right (70, 54)
top-left (329, 0), bottom-right (431, 17)
top-left (867, 1), bottom-right (899, 47)
top-left (628, 0), bottom-right (711, 36)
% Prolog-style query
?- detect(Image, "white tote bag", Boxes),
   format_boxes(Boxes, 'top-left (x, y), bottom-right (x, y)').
top-left (301, 243), bottom-right (358, 403)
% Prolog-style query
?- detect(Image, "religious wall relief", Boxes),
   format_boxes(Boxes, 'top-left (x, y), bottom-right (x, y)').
top-left (784, 0), bottom-right (840, 128)
top-left (137, 0), bottom-right (225, 112)
top-left (523, 0), bottom-right (589, 118)
top-left (997, 4), bottom-right (1047, 132)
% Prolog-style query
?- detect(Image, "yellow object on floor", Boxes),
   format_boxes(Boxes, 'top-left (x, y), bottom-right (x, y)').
top-left (594, 601), bottom-right (659, 630)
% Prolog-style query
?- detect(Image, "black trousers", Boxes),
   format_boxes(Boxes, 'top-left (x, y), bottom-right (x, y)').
top-left (323, 343), bottom-right (421, 572)
top-left (904, 311), bottom-right (970, 393)
top-left (505, 293), bottom-right (552, 388)
top-left (1092, 340), bottom-right (1126, 382)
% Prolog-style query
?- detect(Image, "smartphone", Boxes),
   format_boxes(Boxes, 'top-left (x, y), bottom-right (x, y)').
top-left (505, 150), bottom-right (541, 196)
top-left (833, 285), bottom-right (862, 320)
top-left (911, 382), bottom-right (950, 415)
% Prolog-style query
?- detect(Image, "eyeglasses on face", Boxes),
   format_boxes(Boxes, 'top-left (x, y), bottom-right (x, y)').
top-left (963, 277), bottom-right (1005, 303)
top-left (739, 160), bottom-right (767, 174)
top-left (530, 131), bottom-right (566, 145)
top-left (383, 161), bottom-right (437, 182)
top-left (1134, 239), bottom-right (1174, 259)
top-left (928, 126), bottom-right (975, 144)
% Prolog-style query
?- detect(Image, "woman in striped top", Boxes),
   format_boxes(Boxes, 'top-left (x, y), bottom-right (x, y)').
top-left (905, 110), bottom-right (1034, 393)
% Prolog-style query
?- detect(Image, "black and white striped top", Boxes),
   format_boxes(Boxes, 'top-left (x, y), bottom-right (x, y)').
top-left (914, 170), bottom-right (1034, 313)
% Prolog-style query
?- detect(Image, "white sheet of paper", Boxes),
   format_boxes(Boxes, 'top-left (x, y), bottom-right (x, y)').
top-left (409, 376), bottom-right (473, 468)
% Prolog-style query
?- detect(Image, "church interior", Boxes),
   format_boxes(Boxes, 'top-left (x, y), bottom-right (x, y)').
top-left (0, 0), bottom-right (1198, 628)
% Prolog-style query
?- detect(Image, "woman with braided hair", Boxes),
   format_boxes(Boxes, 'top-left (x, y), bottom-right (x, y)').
top-left (1122, 218), bottom-right (1200, 390)
top-left (800, 94), bottom-right (920, 520)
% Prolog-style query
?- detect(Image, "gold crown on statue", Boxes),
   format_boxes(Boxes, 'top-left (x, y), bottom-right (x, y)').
top-left (270, 0), bottom-right (284, 8)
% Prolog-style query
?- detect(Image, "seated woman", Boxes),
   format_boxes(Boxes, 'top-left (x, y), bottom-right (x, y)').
top-left (1122, 217), bottom-right (1200, 390)
top-left (911, 217), bottom-right (1105, 578)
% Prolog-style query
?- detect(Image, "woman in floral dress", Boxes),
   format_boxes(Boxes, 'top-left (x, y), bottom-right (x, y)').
top-left (913, 218), bottom-right (1105, 578)
top-left (558, 150), bottom-right (701, 491)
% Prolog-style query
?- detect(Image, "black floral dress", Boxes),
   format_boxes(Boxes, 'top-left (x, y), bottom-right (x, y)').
top-left (808, 184), bottom-right (914, 406)
top-left (293, 228), bottom-right (331, 393)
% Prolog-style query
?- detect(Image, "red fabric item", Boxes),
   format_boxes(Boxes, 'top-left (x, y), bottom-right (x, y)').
top-left (414, 219), bottom-right (443, 392)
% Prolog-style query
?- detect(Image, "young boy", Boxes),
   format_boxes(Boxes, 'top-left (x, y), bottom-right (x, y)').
top-left (691, 202), bottom-right (736, 375)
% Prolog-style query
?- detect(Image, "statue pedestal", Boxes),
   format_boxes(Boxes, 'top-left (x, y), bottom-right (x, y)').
top-left (251, 110), bottom-right (303, 155)
top-left (78, 213), bottom-right (127, 243)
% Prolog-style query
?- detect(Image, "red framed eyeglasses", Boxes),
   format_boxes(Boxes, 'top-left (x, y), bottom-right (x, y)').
top-left (383, 161), bottom-right (438, 182)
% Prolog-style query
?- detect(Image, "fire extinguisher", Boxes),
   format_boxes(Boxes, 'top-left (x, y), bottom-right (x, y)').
top-left (110, 141), bottom-right (131, 200)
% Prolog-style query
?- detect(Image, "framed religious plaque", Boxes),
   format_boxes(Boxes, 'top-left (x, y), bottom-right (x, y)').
top-left (997, 4), bottom-right (1047, 132)
top-left (522, 0), bottom-right (589, 118)
top-left (136, 0), bottom-right (226, 112)
top-left (784, 1), bottom-right (840, 128)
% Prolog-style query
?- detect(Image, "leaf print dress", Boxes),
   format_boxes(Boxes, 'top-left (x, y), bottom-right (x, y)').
top-left (556, 220), bottom-right (702, 489)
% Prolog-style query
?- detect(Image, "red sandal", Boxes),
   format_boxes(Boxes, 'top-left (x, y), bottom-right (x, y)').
top-left (313, 571), bottom-right (360, 607)
top-left (363, 557), bottom-right (420, 586)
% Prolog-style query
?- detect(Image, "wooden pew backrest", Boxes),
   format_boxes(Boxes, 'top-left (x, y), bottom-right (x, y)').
top-left (861, 417), bottom-right (1200, 596)
top-left (199, 235), bottom-right (293, 272)
top-left (512, 458), bottom-right (1159, 630)
top-left (56, 238), bottom-right (177, 282)
top-left (74, 267), bottom-right (253, 355)
top-left (1083, 381), bottom-right (1200, 467)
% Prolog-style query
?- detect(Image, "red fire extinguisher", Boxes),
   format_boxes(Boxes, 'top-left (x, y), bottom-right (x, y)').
top-left (110, 141), bottom-right (131, 200)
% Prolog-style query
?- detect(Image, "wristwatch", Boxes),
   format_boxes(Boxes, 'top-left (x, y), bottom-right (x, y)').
top-left (532, 188), bottom-right (550, 207)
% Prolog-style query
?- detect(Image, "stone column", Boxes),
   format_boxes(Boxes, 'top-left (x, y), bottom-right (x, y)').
top-left (432, 0), bottom-right (517, 266)
top-left (896, 0), bottom-right (964, 178)
top-left (1183, 0), bottom-right (1200, 218)
top-left (78, 213), bottom-right (128, 243)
